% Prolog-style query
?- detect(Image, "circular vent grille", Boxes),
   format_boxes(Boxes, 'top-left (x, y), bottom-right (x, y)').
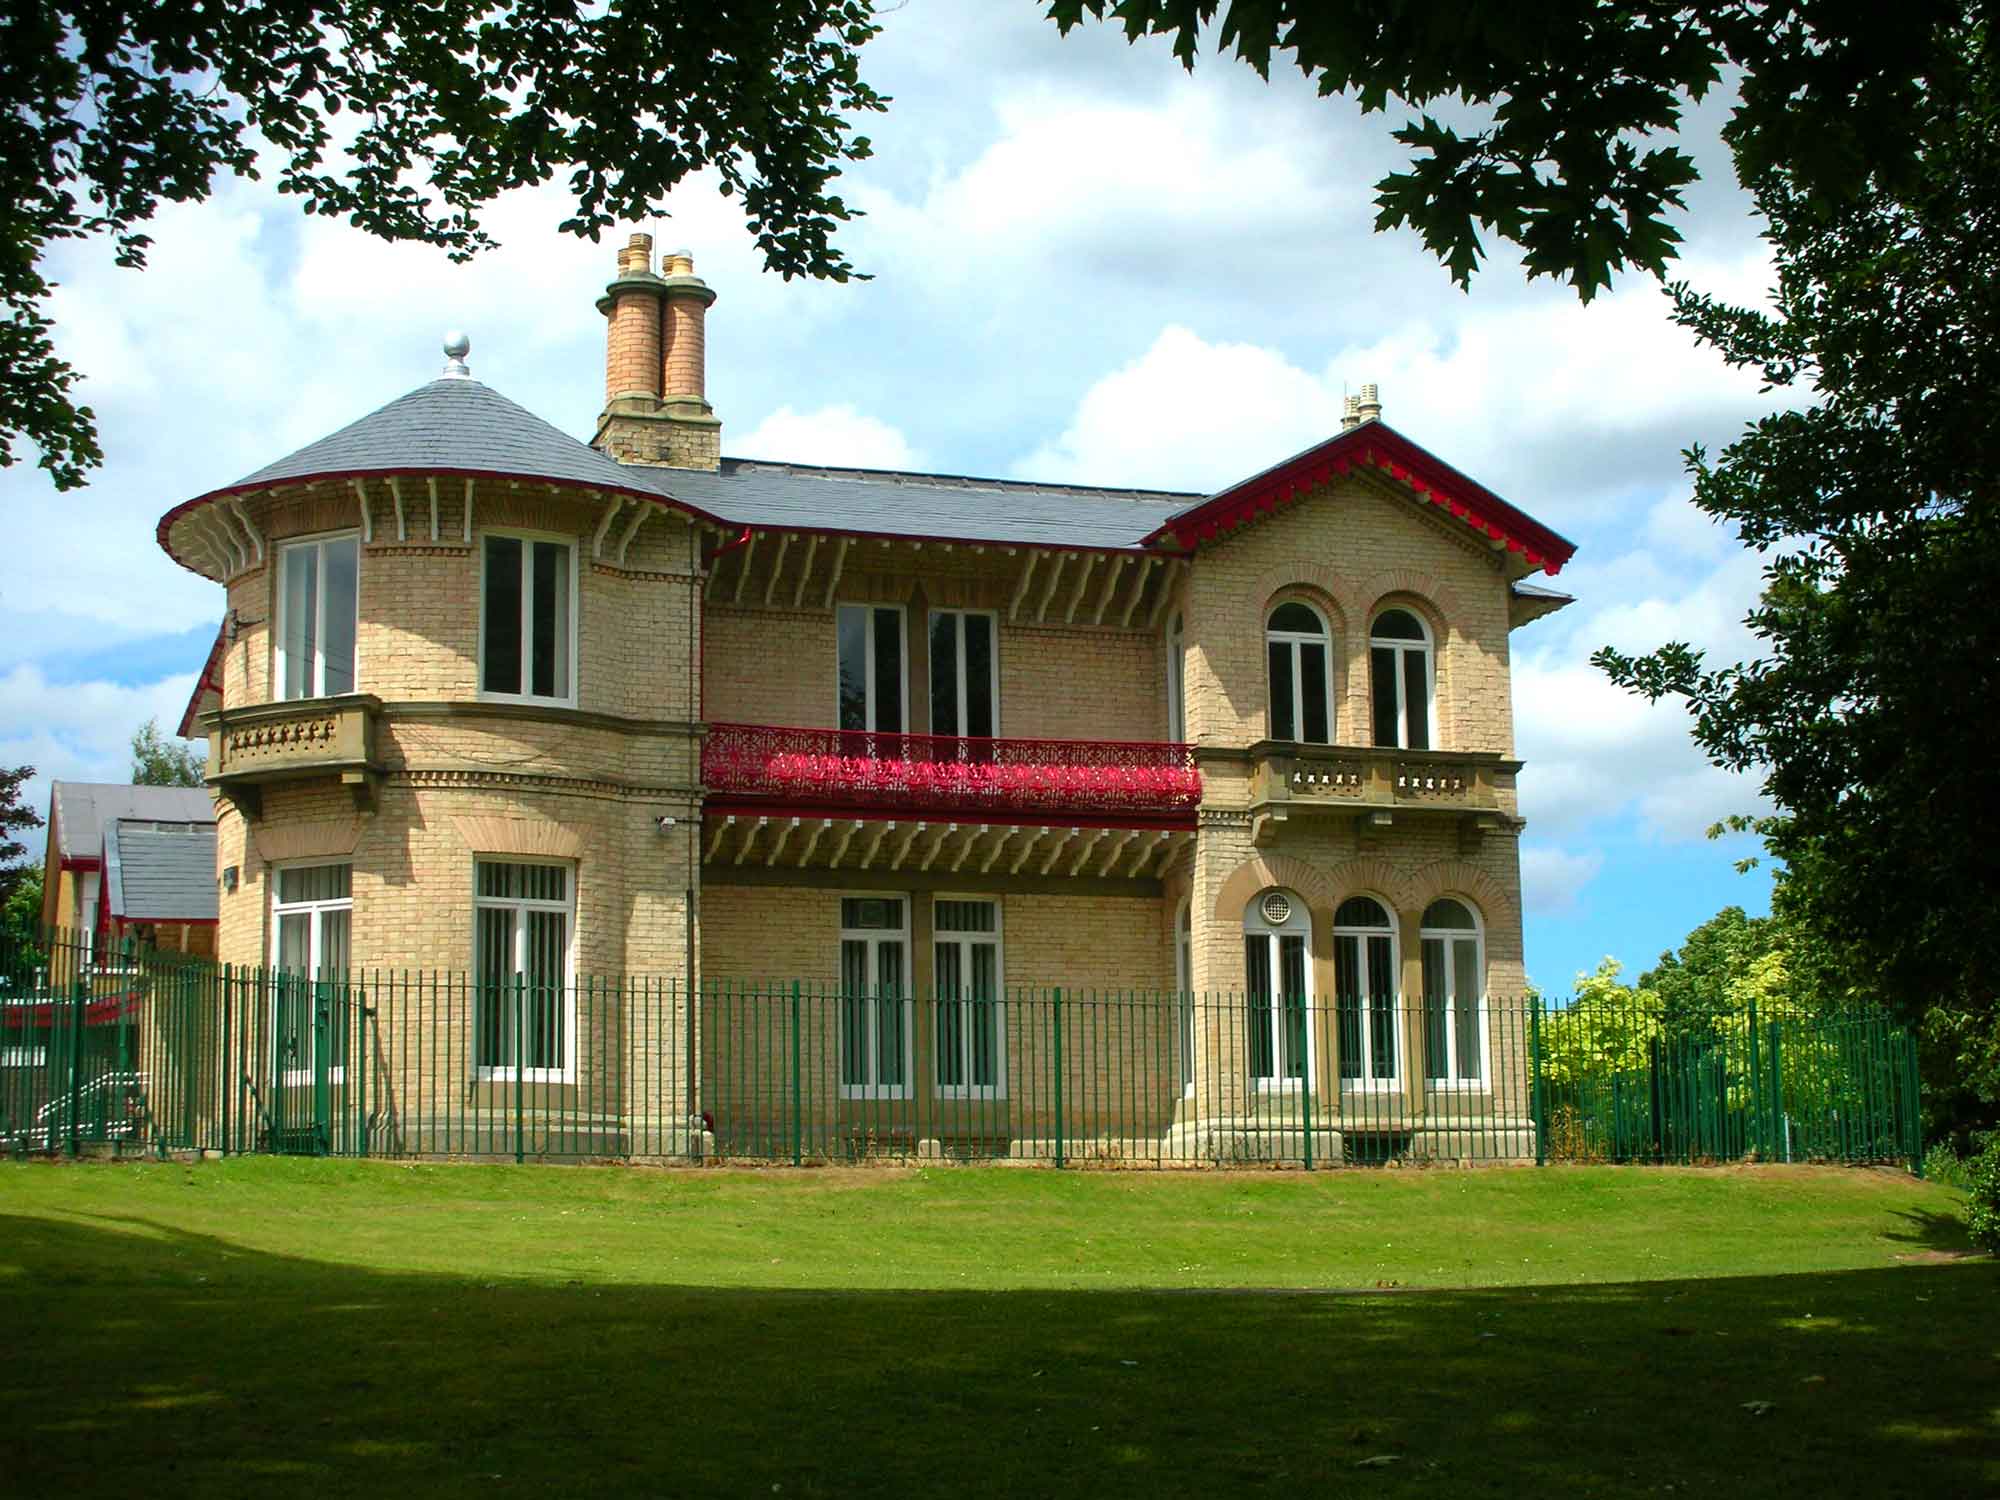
top-left (1260, 891), bottom-right (1293, 925)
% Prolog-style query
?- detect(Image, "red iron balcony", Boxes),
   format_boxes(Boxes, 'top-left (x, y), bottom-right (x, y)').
top-left (702, 723), bottom-right (1201, 825)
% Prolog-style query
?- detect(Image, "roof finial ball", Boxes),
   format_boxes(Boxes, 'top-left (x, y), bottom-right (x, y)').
top-left (442, 331), bottom-right (472, 379)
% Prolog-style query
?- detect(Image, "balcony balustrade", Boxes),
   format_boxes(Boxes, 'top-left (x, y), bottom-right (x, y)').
top-left (205, 694), bottom-right (383, 816)
top-left (1244, 741), bottom-right (1519, 829)
top-left (702, 723), bottom-right (1200, 824)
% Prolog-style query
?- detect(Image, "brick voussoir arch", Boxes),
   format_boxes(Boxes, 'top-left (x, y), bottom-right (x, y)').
top-left (1405, 860), bottom-right (1515, 923)
top-left (1251, 561), bottom-right (1357, 631)
top-left (1211, 853), bottom-right (1339, 924)
top-left (1323, 858), bottom-right (1416, 916)
top-left (1358, 569), bottom-right (1463, 637)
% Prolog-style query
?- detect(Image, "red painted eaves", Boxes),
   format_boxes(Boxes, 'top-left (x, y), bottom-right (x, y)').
top-left (1142, 423), bottom-right (1577, 575)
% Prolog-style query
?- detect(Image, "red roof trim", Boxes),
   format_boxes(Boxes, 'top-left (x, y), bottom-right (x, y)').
top-left (177, 620), bottom-right (228, 738)
top-left (153, 466), bottom-right (736, 579)
top-left (1143, 423), bottom-right (1576, 575)
top-left (155, 467), bottom-right (1174, 578)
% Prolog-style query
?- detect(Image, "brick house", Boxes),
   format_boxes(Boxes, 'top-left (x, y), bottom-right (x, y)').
top-left (157, 235), bottom-right (1574, 1162)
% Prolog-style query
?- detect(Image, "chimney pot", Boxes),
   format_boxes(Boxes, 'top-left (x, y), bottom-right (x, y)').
top-left (1357, 382), bottom-right (1382, 423)
top-left (618, 233), bottom-right (654, 277)
top-left (663, 248), bottom-right (695, 276)
top-left (1340, 394), bottom-right (1361, 431)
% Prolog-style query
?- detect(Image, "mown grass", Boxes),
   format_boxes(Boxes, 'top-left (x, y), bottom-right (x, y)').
top-left (1, 1160), bottom-right (1992, 1497)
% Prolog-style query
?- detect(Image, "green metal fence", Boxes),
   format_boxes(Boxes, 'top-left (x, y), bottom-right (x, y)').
top-left (0, 928), bottom-right (1923, 1170)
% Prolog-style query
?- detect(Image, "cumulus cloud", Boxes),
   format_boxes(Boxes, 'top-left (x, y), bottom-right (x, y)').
top-left (1519, 845), bottom-right (1606, 915)
top-left (732, 405), bottom-right (925, 471)
top-left (0, 666), bottom-right (203, 845)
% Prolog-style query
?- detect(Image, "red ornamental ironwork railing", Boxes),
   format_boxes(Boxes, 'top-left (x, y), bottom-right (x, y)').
top-left (702, 723), bottom-right (1201, 820)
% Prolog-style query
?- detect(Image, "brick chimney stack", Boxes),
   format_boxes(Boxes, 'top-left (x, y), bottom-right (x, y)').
top-left (593, 234), bottom-right (722, 470)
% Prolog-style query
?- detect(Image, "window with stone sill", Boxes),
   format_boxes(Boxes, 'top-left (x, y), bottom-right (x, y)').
top-left (275, 533), bottom-right (359, 701)
top-left (480, 532), bottom-right (575, 705)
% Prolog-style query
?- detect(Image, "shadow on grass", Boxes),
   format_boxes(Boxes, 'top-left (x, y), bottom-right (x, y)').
top-left (1, 1212), bottom-right (1995, 1499)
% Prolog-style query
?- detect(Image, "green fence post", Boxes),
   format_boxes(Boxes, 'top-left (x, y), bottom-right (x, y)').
top-left (66, 959), bottom-right (87, 1159)
top-left (1052, 987), bottom-right (1065, 1169)
top-left (220, 964), bottom-right (233, 1157)
top-left (790, 980), bottom-right (803, 1167)
top-left (513, 975), bottom-right (526, 1166)
top-left (1768, 1021), bottom-right (1784, 1162)
top-left (1529, 996), bottom-right (1546, 1168)
top-left (1747, 998), bottom-right (1762, 1160)
top-left (1904, 1025), bottom-right (1923, 1177)
top-left (1300, 997), bottom-right (1313, 1171)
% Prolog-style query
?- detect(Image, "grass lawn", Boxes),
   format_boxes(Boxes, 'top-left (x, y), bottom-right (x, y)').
top-left (1, 1159), bottom-right (1992, 1496)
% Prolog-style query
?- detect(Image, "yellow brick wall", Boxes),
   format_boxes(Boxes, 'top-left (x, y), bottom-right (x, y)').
top-left (1181, 476), bottom-right (1517, 754)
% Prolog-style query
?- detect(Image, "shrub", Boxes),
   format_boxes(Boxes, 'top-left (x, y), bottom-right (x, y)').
top-left (1965, 1138), bottom-right (2000, 1254)
top-left (1923, 1141), bottom-right (1967, 1189)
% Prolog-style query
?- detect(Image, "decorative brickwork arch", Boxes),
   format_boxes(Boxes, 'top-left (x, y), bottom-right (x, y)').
top-left (1251, 562), bottom-right (1356, 633)
top-left (1405, 859), bottom-right (1515, 923)
top-left (1323, 857), bottom-right (1416, 917)
top-left (1210, 853), bottom-right (1338, 925)
top-left (1359, 570), bottom-right (1461, 642)
top-left (449, 814), bottom-right (587, 861)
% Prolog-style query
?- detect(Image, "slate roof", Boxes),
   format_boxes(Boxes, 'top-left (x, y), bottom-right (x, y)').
top-left (103, 820), bottom-right (218, 924)
top-left (230, 377), bottom-right (641, 495)
top-left (649, 460), bottom-right (1196, 551)
top-left (50, 783), bottom-right (214, 862)
top-left (158, 372), bottom-right (1572, 572)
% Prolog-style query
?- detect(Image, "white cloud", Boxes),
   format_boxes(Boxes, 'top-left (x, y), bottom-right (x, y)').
top-left (1017, 326), bottom-right (1336, 489)
top-left (0, 667), bottom-right (203, 849)
top-left (1520, 845), bottom-right (1606, 915)
top-left (732, 405), bottom-right (924, 471)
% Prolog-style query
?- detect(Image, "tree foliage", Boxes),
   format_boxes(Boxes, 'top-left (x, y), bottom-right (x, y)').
top-left (1594, 20), bottom-right (2000, 1054)
top-left (4, 1), bottom-right (885, 488)
top-left (130, 718), bottom-right (205, 788)
top-left (0, 765), bottom-right (44, 904)
top-left (1047, 2), bottom-right (1962, 296)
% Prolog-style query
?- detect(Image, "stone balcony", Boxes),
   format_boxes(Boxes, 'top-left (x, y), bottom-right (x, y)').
top-left (1225, 741), bottom-right (1521, 844)
top-left (205, 694), bottom-right (384, 816)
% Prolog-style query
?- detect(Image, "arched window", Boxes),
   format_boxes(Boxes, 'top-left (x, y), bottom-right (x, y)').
top-left (1370, 608), bottom-right (1433, 749)
top-left (1175, 901), bottom-right (1194, 1097)
top-left (1334, 895), bottom-right (1398, 1087)
top-left (1267, 601), bottom-right (1332, 743)
top-left (1420, 898), bottom-right (1485, 1084)
top-left (1166, 614), bottom-right (1187, 741)
top-left (1244, 888), bottom-right (1311, 1088)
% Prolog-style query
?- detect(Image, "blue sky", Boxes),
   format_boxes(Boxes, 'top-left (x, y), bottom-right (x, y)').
top-left (0, 5), bottom-right (1782, 992)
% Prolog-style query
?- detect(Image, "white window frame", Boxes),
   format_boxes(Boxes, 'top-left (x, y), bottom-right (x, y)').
top-left (477, 529), bottom-right (579, 708)
top-left (472, 859), bottom-right (577, 1084)
top-left (926, 607), bottom-right (1001, 738)
top-left (1244, 887), bottom-right (1314, 1091)
top-left (835, 602), bottom-right (908, 733)
top-left (270, 860), bottom-right (353, 1086)
top-left (1175, 900), bottom-right (1195, 1098)
top-left (1165, 613), bottom-right (1187, 742)
top-left (837, 893), bottom-right (914, 1101)
top-left (273, 530), bottom-right (361, 702)
top-left (1370, 609), bottom-right (1436, 751)
top-left (1335, 895), bottom-right (1401, 1091)
top-left (1420, 900), bottom-right (1488, 1090)
top-left (1267, 601), bottom-right (1335, 744)
top-left (932, 895), bottom-right (1005, 1100)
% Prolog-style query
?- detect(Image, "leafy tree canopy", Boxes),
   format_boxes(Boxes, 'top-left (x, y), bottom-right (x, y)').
top-left (1, 764), bottom-right (45, 911)
top-left (131, 719), bottom-right (205, 788)
top-left (1595, 20), bottom-right (2000, 1029)
top-left (4, 1), bottom-right (884, 489)
top-left (1048, 2), bottom-right (1963, 296)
